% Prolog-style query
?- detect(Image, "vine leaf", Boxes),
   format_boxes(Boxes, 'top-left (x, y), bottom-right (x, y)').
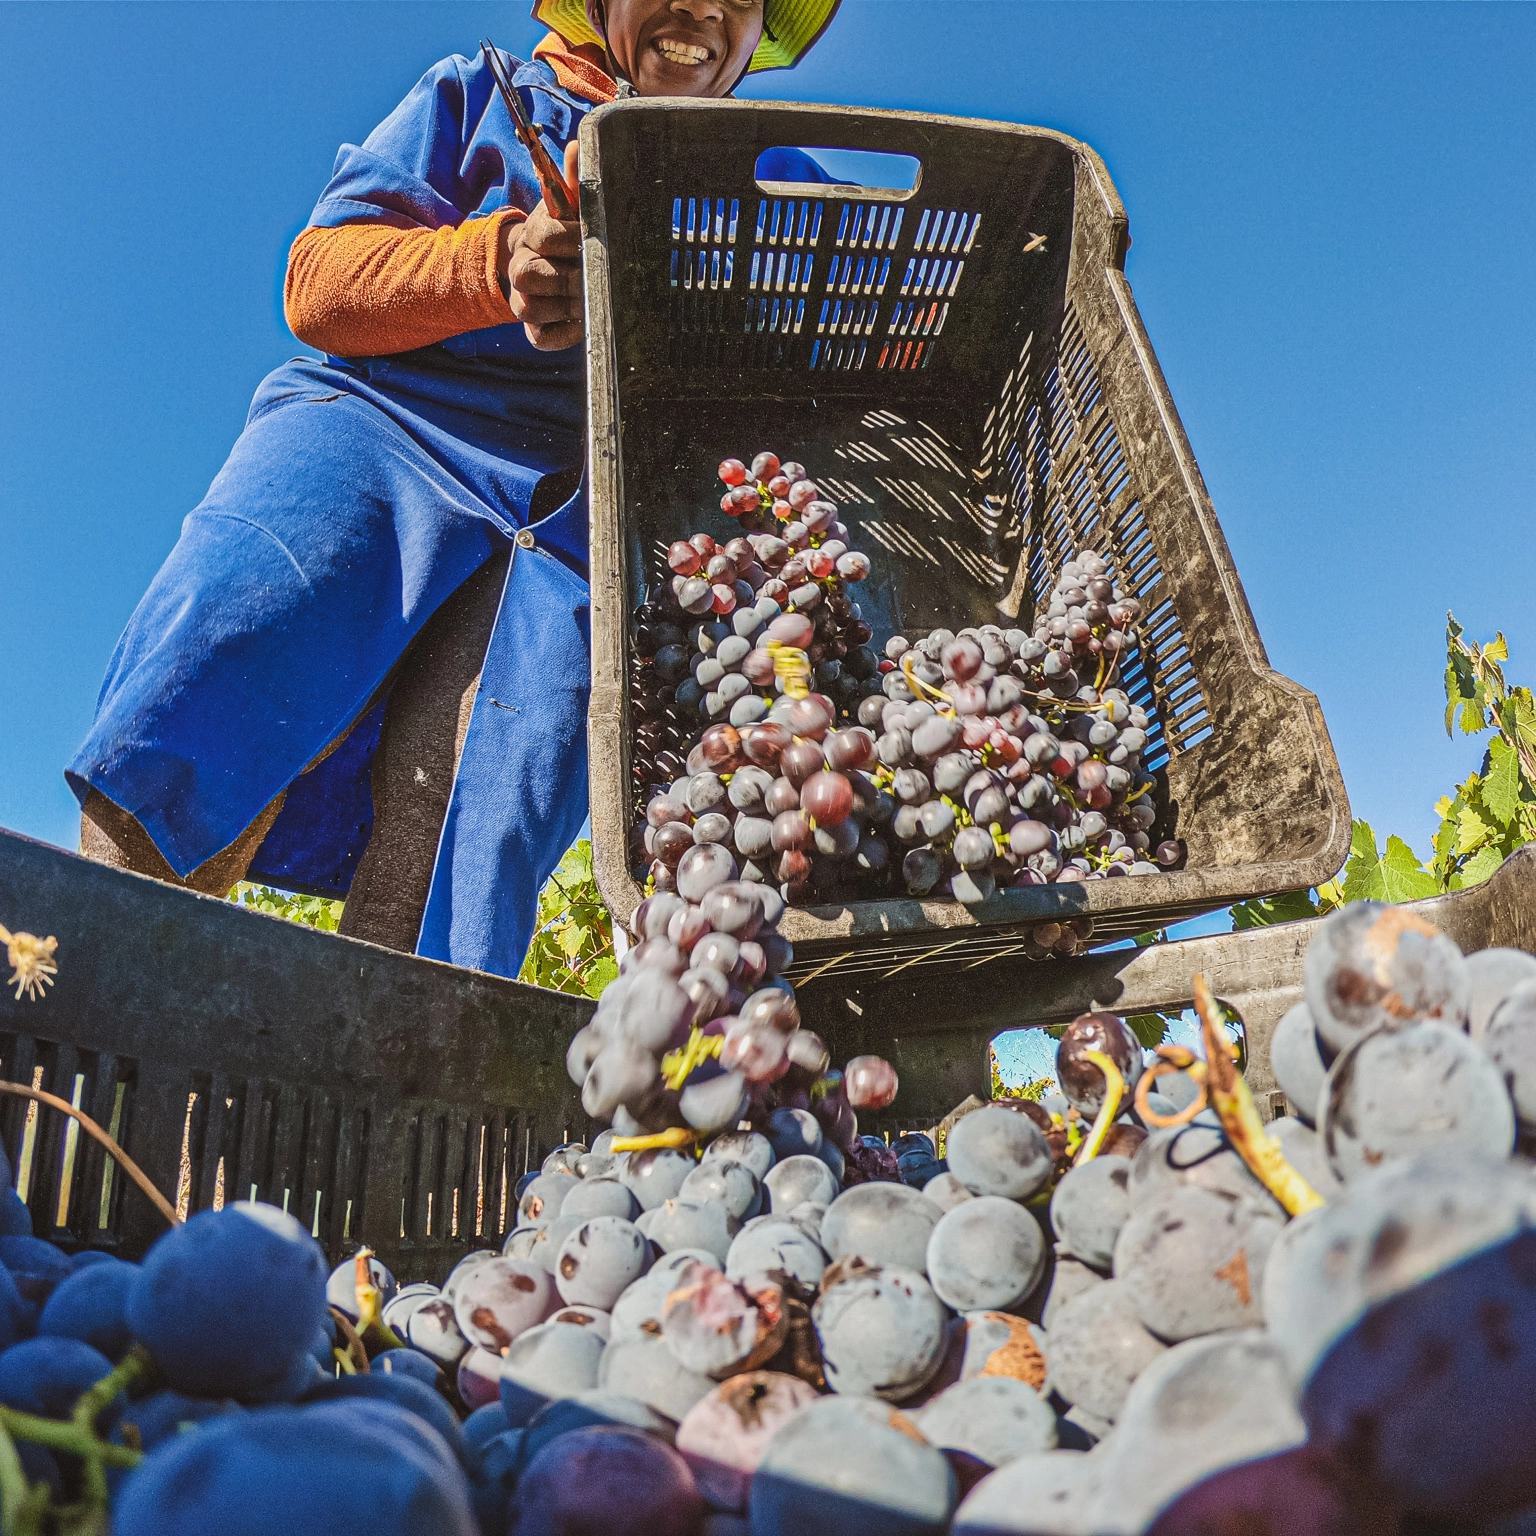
top-left (1341, 821), bottom-right (1436, 904)
top-left (1482, 738), bottom-right (1522, 828)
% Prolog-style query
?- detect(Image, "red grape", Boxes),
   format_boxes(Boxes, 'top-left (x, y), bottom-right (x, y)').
top-left (690, 533), bottom-right (717, 558)
top-left (741, 649), bottom-right (776, 686)
top-left (779, 461), bottom-right (806, 482)
top-left (844, 1055), bottom-right (899, 1110)
top-left (780, 741), bottom-right (825, 787)
top-left (742, 720), bottom-right (791, 769)
top-left (835, 552), bottom-right (871, 583)
top-left (823, 728), bottom-right (875, 772)
top-left (806, 549), bottom-right (835, 579)
top-left (710, 584), bottom-right (737, 615)
top-left (771, 810), bottom-right (814, 852)
top-left (721, 1020), bottom-right (788, 1082)
top-left (765, 777), bottom-right (800, 815)
top-left (750, 451), bottom-right (780, 483)
top-left (785, 696), bottom-right (833, 739)
top-left (766, 614), bottom-right (814, 650)
top-left (668, 542), bottom-right (701, 576)
top-left (777, 849), bottom-right (811, 883)
top-left (787, 480), bottom-right (819, 512)
top-left (718, 458), bottom-right (748, 486)
top-left (801, 770), bottom-right (853, 826)
top-left (698, 724), bottom-right (743, 769)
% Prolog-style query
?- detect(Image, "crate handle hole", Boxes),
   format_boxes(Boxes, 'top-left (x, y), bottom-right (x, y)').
top-left (755, 147), bottom-right (922, 200)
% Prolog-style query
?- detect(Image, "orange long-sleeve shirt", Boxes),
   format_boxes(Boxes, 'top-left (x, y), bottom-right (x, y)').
top-left (284, 33), bottom-right (613, 358)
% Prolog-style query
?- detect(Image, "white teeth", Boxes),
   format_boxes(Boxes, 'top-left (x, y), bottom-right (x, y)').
top-left (655, 39), bottom-right (709, 65)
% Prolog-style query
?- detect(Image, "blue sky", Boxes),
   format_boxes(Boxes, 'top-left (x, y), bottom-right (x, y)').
top-left (2, 1), bottom-right (1532, 944)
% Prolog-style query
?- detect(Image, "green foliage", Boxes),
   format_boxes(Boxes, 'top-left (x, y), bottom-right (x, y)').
top-left (1230, 884), bottom-right (1340, 930)
top-left (988, 1048), bottom-right (1052, 1101)
top-left (517, 840), bottom-right (618, 999)
top-left (1340, 820), bottom-right (1438, 903)
top-left (1234, 615), bottom-right (1536, 930)
top-left (229, 882), bottom-right (343, 931)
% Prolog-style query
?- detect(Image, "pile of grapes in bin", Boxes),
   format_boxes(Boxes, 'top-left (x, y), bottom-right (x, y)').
top-left (17, 898), bottom-right (1536, 1535)
top-left (629, 450), bottom-right (1183, 930)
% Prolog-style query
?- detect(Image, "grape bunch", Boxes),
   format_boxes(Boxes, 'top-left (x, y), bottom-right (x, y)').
top-left (629, 450), bottom-right (1182, 924)
top-left (565, 860), bottom-right (903, 1186)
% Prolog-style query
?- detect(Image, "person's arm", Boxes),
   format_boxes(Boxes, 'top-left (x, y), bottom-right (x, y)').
top-left (284, 212), bottom-right (521, 358)
top-left (288, 55), bottom-right (584, 356)
top-left (285, 142), bottom-right (581, 357)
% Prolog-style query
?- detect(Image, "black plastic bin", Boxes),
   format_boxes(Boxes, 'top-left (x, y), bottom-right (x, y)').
top-left (581, 101), bottom-right (1350, 978)
top-left (0, 831), bottom-right (591, 1280)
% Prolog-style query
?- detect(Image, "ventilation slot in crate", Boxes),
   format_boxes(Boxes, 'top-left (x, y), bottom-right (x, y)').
top-left (994, 306), bottom-right (1210, 769)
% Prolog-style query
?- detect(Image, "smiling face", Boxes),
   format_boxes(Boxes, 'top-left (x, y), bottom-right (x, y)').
top-left (587, 0), bottom-right (765, 97)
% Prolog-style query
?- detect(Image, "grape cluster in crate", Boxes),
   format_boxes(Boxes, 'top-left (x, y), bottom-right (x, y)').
top-left (629, 451), bottom-right (1181, 925)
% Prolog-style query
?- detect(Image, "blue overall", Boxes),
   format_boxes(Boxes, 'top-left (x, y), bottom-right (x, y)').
top-left (67, 51), bottom-right (596, 978)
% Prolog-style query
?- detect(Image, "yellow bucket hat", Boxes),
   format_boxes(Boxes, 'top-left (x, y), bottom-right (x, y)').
top-left (531, 0), bottom-right (841, 74)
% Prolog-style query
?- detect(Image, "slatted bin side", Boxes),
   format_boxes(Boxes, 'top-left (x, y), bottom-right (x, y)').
top-left (0, 831), bottom-right (593, 1277)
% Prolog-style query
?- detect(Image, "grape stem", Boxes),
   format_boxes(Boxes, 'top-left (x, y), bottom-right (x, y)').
top-left (661, 1029), bottom-right (723, 1091)
top-left (1190, 974), bottom-right (1324, 1217)
top-left (1072, 1049), bottom-right (1125, 1164)
top-left (330, 1306), bottom-right (371, 1372)
top-left (609, 1126), bottom-right (698, 1154)
top-left (0, 1418), bottom-right (39, 1536)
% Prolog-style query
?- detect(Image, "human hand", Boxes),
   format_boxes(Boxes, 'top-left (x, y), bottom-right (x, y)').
top-left (501, 140), bottom-right (583, 351)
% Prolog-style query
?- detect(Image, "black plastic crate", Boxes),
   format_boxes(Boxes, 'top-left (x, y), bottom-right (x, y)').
top-left (0, 830), bottom-right (591, 1279)
top-left (581, 101), bottom-right (1350, 975)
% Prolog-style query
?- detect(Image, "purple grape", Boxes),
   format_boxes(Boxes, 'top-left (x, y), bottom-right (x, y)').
top-left (662, 1261), bottom-right (786, 1378)
top-left (945, 1107), bottom-right (1053, 1201)
top-left (1049, 1157), bottom-right (1130, 1272)
top-left (765, 1108), bottom-right (822, 1160)
top-left (762, 1155), bottom-right (838, 1213)
top-left (750, 1395), bottom-right (955, 1532)
top-left (582, 1040), bottom-right (660, 1119)
top-left (701, 1131), bottom-right (776, 1182)
top-left (453, 1258), bottom-right (559, 1351)
top-left (677, 843), bottom-right (739, 901)
top-left (621, 1147), bottom-right (695, 1211)
top-left (1045, 1277), bottom-right (1166, 1420)
top-left (679, 1070), bottom-right (751, 1141)
top-left (725, 1218), bottom-right (827, 1289)
top-left (1303, 902), bottom-right (1470, 1055)
top-left (457, 1346), bottom-right (502, 1410)
top-left (556, 1218), bottom-right (652, 1310)
top-left (548, 1305), bottom-right (612, 1339)
top-left (598, 1336), bottom-right (715, 1422)
top-left (681, 1161), bottom-right (762, 1222)
top-left (821, 1183), bottom-right (939, 1275)
top-left (563, 1178), bottom-right (641, 1223)
top-left (926, 1196), bottom-right (1046, 1312)
top-left (1113, 1184), bottom-right (1283, 1341)
top-left (648, 1198), bottom-right (740, 1264)
top-left (917, 1375), bottom-right (1057, 1467)
top-left (406, 1295), bottom-right (470, 1368)
top-left (499, 1319), bottom-right (607, 1426)
top-left (813, 1262), bottom-right (947, 1401)
top-left (518, 1172), bottom-right (578, 1230)
top-left (528, 1214), bottom-right (586, 1277)
top-left (675, 1371), bottom-right (820, 1512)
top-left (511, 1426), bottom-right (704, 1535)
